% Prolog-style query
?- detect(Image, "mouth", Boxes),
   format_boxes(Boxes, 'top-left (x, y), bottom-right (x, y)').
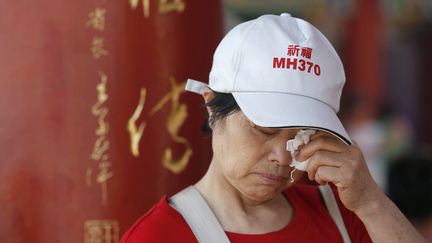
top-left (256, 173), bottom-right (288, 184)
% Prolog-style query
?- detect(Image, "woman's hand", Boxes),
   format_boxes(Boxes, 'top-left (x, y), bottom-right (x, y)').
top-left (297, 131), bottom-right (428, 243)
top-left (297, 131), bottom-right (381, 214)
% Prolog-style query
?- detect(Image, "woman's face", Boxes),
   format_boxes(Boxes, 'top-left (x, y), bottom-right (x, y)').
top-left (211, 111), bottom-right (302, 202)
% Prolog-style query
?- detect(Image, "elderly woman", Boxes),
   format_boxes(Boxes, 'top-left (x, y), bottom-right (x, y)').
top-left (121, 14), bottom-right (427, 242)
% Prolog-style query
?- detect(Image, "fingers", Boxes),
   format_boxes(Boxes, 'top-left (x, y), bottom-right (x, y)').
top-left (298, 132), bottom-right (357, 182)
top-left (306, 150), bottom-right (345, 180)
top-left (296, 133), bottom-right (347, 161)
top-left (295, 136), bottom-right (377, 212)
top-left (302, 138), bottom-right (366, 187)
top-left (314, 166), bottom-right (341, 185)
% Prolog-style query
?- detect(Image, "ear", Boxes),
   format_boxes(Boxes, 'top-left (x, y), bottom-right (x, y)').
top-left (202, 87), bottom-right (215, 117)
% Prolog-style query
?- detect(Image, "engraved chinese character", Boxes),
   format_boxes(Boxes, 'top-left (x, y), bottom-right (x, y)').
top-left (89, 72), bottom-right (113, 205)
top-left (150, 76), bottom-right (192, 174)
top-left (91, 72), bottom-right (110, 161)
top-left (91, 136), bottom-right (110, 161)
top-left (287, 44), bottom-right (300, 56)
top-left (129, 0), bottom-right (185, 18)
top-left (97, 161), bottom-right (114, 184)
top-left (127, 88), bottom-right (147, 157)
top-left (84, 220), bottom-right (119, 243)
top-left (96, 72), bottom-right (108, 103)
top-left (129, 0), bottom-right (150, 18)
top-left (301, 47), bottom-right (313, 59)
top-left (86, 8), bottom-right (106, 31)
top-left (98, 159), bottom-right (114, 205)
top-left (91, 37), bottom-right (108, 59)
top-left (159, 0), bottom-right (185, 14)
top-left (125, 77), bottom-right (192, 173)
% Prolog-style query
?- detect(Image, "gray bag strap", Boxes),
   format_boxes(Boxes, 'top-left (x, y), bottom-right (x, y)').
top-left (170, 185), bottom-right (351, 243)
top-left (169, 186), bottom-right (230, 243)
top-left (319, 184), bottom-right (352, 243)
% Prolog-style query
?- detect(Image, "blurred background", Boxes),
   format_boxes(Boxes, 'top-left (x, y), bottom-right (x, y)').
top-left (0, 0), bottom-right (431, 242)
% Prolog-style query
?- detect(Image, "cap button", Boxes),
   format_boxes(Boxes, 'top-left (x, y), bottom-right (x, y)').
top-left (280, 13), bottom-right (292, 17)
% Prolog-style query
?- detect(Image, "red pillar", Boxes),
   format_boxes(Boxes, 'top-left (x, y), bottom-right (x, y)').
top-left (0, 0), bottom-right (223, 242)
top-left (344, 0), bottom-right (384, 117)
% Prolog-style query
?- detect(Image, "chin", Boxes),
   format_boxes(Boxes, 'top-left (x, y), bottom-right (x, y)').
top-left (244, 184), bottom-right (284, 202)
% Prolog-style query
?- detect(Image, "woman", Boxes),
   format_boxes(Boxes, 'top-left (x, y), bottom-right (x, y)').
top-left (121, 13), bottom-right (427, 242)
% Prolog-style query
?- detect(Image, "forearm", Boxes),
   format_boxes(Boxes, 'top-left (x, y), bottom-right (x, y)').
top-left (356, 189), bottom-right (427, 243)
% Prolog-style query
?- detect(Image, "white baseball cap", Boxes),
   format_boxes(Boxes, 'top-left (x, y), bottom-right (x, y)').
top-left (186, 13), bottom-right (351, 144)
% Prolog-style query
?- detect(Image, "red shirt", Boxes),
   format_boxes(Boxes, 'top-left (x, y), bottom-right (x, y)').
top-left (121, 184), bottom-right (372, 242)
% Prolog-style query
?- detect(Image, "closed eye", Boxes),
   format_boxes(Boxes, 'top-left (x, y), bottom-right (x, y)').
top-left (254, 126), bottom-right (280, 136)
top-left (248, 119), bottom-right (281, 137)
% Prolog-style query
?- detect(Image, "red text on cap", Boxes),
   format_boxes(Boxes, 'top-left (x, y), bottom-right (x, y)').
top-left (272, 45), bottom-right (321, 76)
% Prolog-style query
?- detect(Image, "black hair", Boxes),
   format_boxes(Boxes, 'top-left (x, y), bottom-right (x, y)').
top-left (202, 91), bottom-right (240, 134)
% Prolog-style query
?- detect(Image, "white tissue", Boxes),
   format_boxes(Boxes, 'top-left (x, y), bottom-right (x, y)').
top-left (286, 130), bottom-right (316, 182)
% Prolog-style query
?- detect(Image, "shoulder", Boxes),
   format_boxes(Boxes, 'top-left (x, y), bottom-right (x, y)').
top-left (120, 196), bottom-right (197, 243)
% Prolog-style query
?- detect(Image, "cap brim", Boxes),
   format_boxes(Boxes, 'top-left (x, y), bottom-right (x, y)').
top-left (232, 92), bottom-right (351, 144)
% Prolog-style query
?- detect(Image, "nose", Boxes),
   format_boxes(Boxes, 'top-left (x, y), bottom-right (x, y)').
top-left (267, 140), bottom-right (292, 166)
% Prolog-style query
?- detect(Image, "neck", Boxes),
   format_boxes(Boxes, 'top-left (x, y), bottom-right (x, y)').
top-left (194, 160), bottom-right (293, 234)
